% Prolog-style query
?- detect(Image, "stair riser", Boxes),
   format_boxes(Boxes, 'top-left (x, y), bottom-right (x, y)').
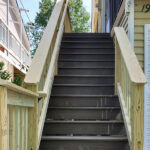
top-left (49, 96), bottom-right (120, 107)
top-left (52, 86), bottom-right (114, 95)
top-left (59, 54), bottom-right (114, 61)
top-left (54, 76), bottom-right (114, 84)
top-left (40, 140), bottom-right (129, 150)
top-left (58, 68), bottom-right (114, 75)
top-left (46, 109), bottom-right (122, 120)
top-left (43, 123), bottom-right (126, 136)
top-left (59, 61), bottom-right (114, 68)
top-left (43, 122), bottom-right (125, 136)
top-left (60, 48), bottom-right (114, 54)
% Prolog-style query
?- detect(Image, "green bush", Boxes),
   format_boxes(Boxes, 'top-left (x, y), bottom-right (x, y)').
top-left (12, 75), bottom-right (22, 86)
top-left (0, 62), bottom-right (11, 80)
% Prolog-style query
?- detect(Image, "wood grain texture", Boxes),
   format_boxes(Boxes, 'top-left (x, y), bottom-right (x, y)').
top-left (115, 27), bottom-right (146, 150)
top-left (0, 79), bottom-right (38, 97)
top-left (117, 83), bottom-right (131, 147)
top-left (24, 0), bottom-right (65, 84)
top-left (114, 27), bottom-right (146, 83)
top-left (0, 86), bottom-right (8, 150)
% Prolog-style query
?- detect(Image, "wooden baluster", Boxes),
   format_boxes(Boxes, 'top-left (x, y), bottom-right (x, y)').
top-left (115, 38), bottom-right (120, 95)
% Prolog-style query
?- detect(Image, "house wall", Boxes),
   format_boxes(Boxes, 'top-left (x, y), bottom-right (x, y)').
top-left (134, 0), bottom-right (150, 70)
top-left (0, 0), bottom-right (29, 50)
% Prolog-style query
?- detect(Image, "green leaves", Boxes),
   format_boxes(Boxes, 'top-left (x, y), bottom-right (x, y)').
top-left (0, 62), bottom-right (11, 80)
top-left (69, 0), bottom-right (90, 32)
top-left (27, 0), bottom-right (90, 56)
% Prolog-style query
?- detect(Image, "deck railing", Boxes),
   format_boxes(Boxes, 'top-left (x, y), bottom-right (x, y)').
top-left (24, 0), bottom-right (72, 148)
top-left (114, 27), bottom-right (146, 150)
top-left (0, 79), bottom-right (38, 150)
top-left (0, 18), bottom-right (31, 69)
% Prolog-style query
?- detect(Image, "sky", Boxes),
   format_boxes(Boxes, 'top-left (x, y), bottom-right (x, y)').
top-left (17, 0), bottom-right (91, 24)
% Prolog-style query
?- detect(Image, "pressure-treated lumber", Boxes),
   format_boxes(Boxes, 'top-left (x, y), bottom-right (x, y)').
top-left (131, 84), bottom-right (144, 150)
top-left (117, 83), bottom-right (131, 146)
top-left (114, 27), bottom-right (146, 150)
top-left (38, 0), bottom-right (69, 146)
top-left (0, 79), bottom-right (38, 97)
top-left (7, 90), bottom-right (34, 107)
top-left (27, 84), bottom-right (38, 150)
top-left (114, 27), bottom-right (146, 83)
top-left (25, 0), bottom-right (65, 84)
top-left (0, 86), bottom-right (7, 150)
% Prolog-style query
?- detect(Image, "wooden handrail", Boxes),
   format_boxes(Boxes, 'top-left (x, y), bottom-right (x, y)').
top-left (24, 0), bottom-right (72, 148)
top-left (24, 0), bottom-right (65, 84)
top-left (0, 79), bottom-right (38, 97)
top-left (37, 0), bottom-right (70, 145)
top-left (114, 27), bottom-right (146, 150)
top-left (114, 27), bottom-right (146, 83)
top-left (43, 0), bottom-right (69, 93)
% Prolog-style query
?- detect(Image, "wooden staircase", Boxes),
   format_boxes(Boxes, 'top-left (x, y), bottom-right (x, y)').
top-left (39, 33), bottom-right (130, 150)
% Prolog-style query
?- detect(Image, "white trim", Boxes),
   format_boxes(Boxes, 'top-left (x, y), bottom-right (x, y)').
top-left (144, 24), bottom-right (150, 150)
top-left (0, 51), bottom-right (27, 74)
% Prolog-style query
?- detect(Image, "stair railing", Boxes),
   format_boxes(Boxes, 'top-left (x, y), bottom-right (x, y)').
top-left (24, 0), bottom-right (72, 148)
top-left (0, 0), bottom-right (71, 150)
top-left (0, 79), bottom-right (39, 150)
top-left (114, 27), bottom-right (146, 150)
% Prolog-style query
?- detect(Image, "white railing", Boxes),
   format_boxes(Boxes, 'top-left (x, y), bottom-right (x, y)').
top-left (0, 18), bottom-right (31, 68)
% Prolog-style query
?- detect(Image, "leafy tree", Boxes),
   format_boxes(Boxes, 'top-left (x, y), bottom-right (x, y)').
top-left (69, 0), bottom-right (90, 32)
top-left (27, 0), bottom-right (90, 56)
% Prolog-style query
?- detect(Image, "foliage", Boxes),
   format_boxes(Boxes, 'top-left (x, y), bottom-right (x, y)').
top-left (26, 0), bottom-right (90, 56)
top-left (0, 62), bottom-right (11, 80)
top-left (12, 75), bottom-right (23, 86)
top-left (69, 0), bottom-right (90, 32)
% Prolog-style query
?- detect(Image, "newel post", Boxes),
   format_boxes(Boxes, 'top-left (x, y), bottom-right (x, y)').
top-left (0, 86), bottom-right (8, 150)
top-left (131, 83), bottom-right (144, 150)
top-left (27, 84), bottom-right (38, 150)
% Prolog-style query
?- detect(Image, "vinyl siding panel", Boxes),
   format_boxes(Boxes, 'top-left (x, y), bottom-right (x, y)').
top-left (134, 12), bottom-right (150, 70)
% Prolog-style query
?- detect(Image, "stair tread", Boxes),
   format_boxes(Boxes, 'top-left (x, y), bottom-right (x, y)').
top-left (55, 75), bottom-right (114, 77)
top-left (59, 66), bottom-right (114, 68)
top-left (62, 41), bottom-right (113, 43)
top-left (51, 95), bottom-right (118, 97)
top-left (60, 53), bottom-right (114, 55)
top-left (41, 136), bottom-right (128, 141)
top-left (49, 107), bottom-right (120, 110)
top-left (61, 46), bottom-right (114, 48)
top-left (45, 120), bottom-right (123, 123)
top-left (53, 84), bottom-right (114, 86)
top-left (59, 60), bottom-right (114, 62)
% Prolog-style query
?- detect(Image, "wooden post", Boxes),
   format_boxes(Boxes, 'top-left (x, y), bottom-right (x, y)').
top-left (27, 85), bottom-right (38, 150)
top-left (131, 84), bottom-right (144, 150)
top-left (0, 86), bottom-right (8, 150)
top-left (115, 38), bottom-right (120, 95)
top-left (64, 8), bottom-right (72, 33)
